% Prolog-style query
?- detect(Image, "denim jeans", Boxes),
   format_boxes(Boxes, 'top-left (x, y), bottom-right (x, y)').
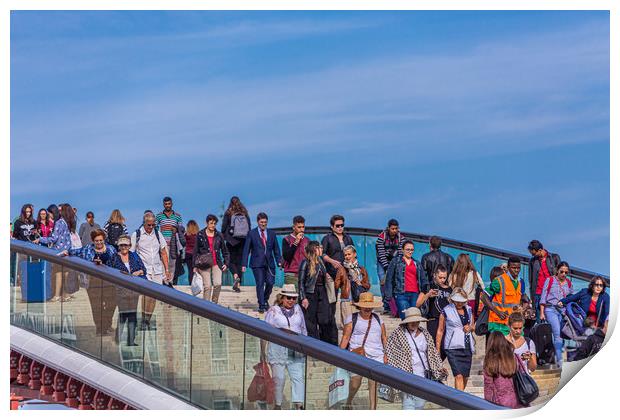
top-left (544, 307), bottom-right (564, 367)
top-left (534, 294), bottom-right (541, 322)
top-left (395, 292), bottom-right (419, 320)
top-left (377, 263), bottom-right (390, 311)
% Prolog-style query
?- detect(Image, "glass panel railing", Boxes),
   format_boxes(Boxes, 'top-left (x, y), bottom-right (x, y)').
top-left (191, 315), bottom-right (245, 409)
top-left (8, 241), bottom-right (509, 410)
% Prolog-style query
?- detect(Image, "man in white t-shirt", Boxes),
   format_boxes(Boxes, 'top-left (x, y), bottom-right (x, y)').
top-left (130, 212), bottom-right (170, 329)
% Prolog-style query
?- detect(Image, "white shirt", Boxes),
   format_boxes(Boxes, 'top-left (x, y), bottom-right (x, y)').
top-left (130, 227), bottom-right (167, 275)
top-left (462, 271), bottom-right (484, 300)
top-left (510, 336), bottom-right (536, 374)
top-left (345, 314), bottom-right (384, 361)
top-left (264, 304), bottom-right (307, 363)
top-left (404, 329), bottom-right (429, 377)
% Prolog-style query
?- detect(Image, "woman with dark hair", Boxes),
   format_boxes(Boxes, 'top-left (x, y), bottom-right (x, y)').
top-left (298, 241), bottom-right (338, 344)
top-left (448, 253), bottom-right (484, 318)
top-left (539, 261), bottom-right (573, 367)
top-left (483, 331), bottom-right (524, 408)
top-left (193, 214), bottom-right (229, 303)
top-left (39, 204), bottom-right (75, 301)
top-left (560, 275), bottom-right (610, 331)
top-left (47, 204), bottom-right (60, 225)
top-left (221, 196), bottom-right (251, 292)
top-left (13, 204), bottom-right (37, 242)
top-left (184, 220), bottom-right (199, 285)
top-left (36, 208), bottom-right (54, 238)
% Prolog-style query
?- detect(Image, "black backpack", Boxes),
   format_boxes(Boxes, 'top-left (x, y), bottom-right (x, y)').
top-left (528, 321), bottom-right (556, 366)
top-left (106, 223), bottom-right (125, 246)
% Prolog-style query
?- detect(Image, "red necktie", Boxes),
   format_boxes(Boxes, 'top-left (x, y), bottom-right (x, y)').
top-left (260, 230), bottom-right (267, 248)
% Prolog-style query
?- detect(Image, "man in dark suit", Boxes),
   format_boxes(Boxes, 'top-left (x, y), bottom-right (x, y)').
top-left (242, 212), bottom-right (282, 313)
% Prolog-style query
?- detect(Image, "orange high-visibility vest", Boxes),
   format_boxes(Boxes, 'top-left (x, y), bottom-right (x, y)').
top-left (488, 272), bottom-right (522, 325)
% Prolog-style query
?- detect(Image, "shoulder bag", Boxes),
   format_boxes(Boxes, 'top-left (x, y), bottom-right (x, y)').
top-left (513, 355), bottom-right (539, 406)
top-left (350, 316), bottom-right (372, 356)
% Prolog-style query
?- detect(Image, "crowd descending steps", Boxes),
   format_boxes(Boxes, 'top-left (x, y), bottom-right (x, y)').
top-left (180, 284), bottom-right (561, 409)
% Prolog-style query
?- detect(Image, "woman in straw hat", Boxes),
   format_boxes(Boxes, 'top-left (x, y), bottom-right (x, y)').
top-left (338, 292), bottom-right (386, 409)
top-left (385, 306), bottom-right (448, 409)
top-left (435, 287), bottom-right (475, 391)
top-left (261, 284), bottom-right (307, 409)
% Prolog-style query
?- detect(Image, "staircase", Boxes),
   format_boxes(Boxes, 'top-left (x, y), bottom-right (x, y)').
top-left (184, 284), bottom-right (561, 409)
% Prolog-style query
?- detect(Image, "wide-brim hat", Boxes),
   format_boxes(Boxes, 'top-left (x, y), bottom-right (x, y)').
top-left (400, 307), bottom-right (428, 324)
top-left (353, 292), bottom-right (383, 308)
top-left (278, 284), bottom-right (298, 298)
top-left (117, 236), bottom-right (131, 247)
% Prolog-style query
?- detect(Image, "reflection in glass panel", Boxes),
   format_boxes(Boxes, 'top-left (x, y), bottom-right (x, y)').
top-left (306, 357), bottom-right (371, 409)
top-left (61, 267), bottom-right (103, 359)
top-left (142, 298), bottom-right (192, 399)
top-left (11, 252), bottom-right (29, 329)
top-left (191, 316), bottom-right (244, 409)
top-left (101, 276), bottom-right (144, 377)
top-left (23, 259), bottom-right (62, 340)
top-left (243, 333), bottom-right (306, 410)
top-left (412, 241), bottom-right (429, 262)
top-left (480, 255), bottom-right (508, 288)
top-left (442, 247), bottom-right (482, 274)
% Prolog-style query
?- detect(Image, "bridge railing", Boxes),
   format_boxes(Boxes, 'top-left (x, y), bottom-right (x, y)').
top-left (10, 240), bottom-right (500, 410)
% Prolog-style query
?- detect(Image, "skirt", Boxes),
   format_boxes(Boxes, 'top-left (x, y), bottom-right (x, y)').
top-left (445, 348), bottom-right (473, 377)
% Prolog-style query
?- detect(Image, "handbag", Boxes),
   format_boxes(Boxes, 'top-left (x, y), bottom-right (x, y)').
top-left (247, 361), bottom-right (275, 404)
top-left (350, 317), bottom-right (372, 356)
top-left (325, 274), bottom-right (337, 304)
top-left (513, 356), bottom-right (539, 406)
top-left (409, 329), bottom-right (442, 382)
top-left (194, 251), bottom-right (213, 270)
top-left (190, 272), bottom-right (204, 296)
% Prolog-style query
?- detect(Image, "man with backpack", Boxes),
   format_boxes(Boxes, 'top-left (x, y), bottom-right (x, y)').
top-left (130, 212), bottom-right (171, 328)
top-left (527, 240), bottom-right (561, 321)
top-left (156, 197), bottom-right (185, 284)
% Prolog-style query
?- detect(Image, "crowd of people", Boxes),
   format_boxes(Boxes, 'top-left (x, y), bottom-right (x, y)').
top-left (10, 197), bottom-right (610, 409)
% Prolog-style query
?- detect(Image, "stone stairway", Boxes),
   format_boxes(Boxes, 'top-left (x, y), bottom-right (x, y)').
top-left (181, 284), bottom-right (561, 408)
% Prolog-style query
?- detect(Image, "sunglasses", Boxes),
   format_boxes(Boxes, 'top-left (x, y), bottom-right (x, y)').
top-left (334, 224), bottom-right (344, 228)
top-left (145, 223), bottom-right (156, 227)
top-left (284, 296), bottom-right (298, 300)
top-left (404, 248), bottom-right (414, 252)
top-left (119, 244), bottom-right (130, 247)
top-left (558, 270), bottom-right (569, 274)
top-left (594, 283), bottom-right (605, 287)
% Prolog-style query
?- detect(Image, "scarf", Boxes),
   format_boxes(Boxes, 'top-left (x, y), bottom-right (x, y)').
top-left (385, 326), bottom-right (446, 382)
top-left (343, 259), bottom-right (362, 283)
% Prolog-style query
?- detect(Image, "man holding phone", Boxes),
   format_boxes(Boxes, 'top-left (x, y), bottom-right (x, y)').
top-left (282, 215), bottom-right (309, 291)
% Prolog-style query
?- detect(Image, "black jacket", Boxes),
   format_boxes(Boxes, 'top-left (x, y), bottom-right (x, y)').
top-left (572, 329), bottom-right (605, 361)
top-left (193, 229), bottom-right (230, 269)
top-left (13, 219), bottom-right (37, 242)
top-left (320, 232), bottom-right (353, 278)
top-left (420, 249), bottom-right (455, 281)
top-left (298, 259), bottom-right (328, 301)
top-left (528, 251), bottom-right (561, 297)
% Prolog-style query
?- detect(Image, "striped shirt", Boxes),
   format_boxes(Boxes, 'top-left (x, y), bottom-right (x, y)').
top-left (155, 211), bottom-right (183, 245)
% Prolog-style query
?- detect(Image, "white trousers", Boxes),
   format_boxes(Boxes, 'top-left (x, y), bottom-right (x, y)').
top-left (270, 359), bottom-right (305, 406)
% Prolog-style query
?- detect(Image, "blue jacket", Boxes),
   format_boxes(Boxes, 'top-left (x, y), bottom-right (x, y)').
top-left (561, 288), bottom-right (610, 328)
top-left (39, 218), bottom-right (71, 252)
top-left (242, 227), bottom-right (282, 269)
top-left (109, 251), bottom-right (148, 279)
top-left (70, 243), bottom-right (117, 264)
top-left (384, 256), bottom-right (428, 299)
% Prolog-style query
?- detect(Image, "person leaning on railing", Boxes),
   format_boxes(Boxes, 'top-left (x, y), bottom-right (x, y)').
top-left (261, 284), bottom-right (307, 410)
top-left (64, 228), bottom-right (118, 336)
top-left (109, 234), bottom-right (148, 347)
top-left (385, 307), bottom-right (447, 410)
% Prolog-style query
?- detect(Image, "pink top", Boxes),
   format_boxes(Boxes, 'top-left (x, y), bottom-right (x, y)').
top-left (39, 221), bottom-right (54, 238)
top-left (207, 235), bottom-right (217, 266)
top-left (483, 356), bottom-right (525, 408)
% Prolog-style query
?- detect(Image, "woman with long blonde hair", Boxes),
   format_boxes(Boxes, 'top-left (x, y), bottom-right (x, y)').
top-left (298, 241), bottom-right (338, 344)
top-left (448, 253), bottom-right (484, 319)
top-left (104, 209), bottom-right (128, 247)
top-left (184, 220), bottom-right (200, 284)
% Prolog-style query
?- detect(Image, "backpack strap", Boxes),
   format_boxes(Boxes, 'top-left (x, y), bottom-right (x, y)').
top-left (351, 312), bottom-right (358, 331)
top-left (546, 276), bottom-right (555, 296)
top-left (136, 227), bottom-right (161, 246)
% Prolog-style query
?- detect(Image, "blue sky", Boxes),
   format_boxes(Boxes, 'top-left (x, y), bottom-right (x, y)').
top-left (10, 11), bottom-right (609, 274)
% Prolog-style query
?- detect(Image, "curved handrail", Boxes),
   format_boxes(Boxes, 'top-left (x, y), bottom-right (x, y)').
top-left (271, 226), bottom-right (609, 282)
top-left (10, 240), bottom-right (501, 410)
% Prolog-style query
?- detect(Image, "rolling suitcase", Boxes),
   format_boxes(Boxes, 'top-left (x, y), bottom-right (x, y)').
top-left (19, 260), bottom-right (53, 302)
top-left (528, 321), bottom-right (556, 366)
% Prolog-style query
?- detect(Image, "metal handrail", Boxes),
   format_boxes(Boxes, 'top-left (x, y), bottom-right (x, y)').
top-left (10, 240), bottom-right (501, 410)
top-left (271, 226), bottom-right (609, 282)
